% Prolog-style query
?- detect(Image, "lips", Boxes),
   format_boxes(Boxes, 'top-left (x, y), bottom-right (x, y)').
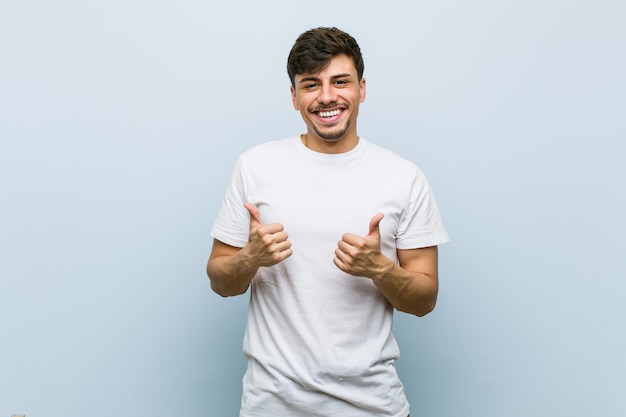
top-left (318, 109), bottom-right (342, 118)
top-left (313, 107), bottom-right (345, 123)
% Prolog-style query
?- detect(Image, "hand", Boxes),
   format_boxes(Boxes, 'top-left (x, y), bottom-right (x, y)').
top-left (333, 213), bottom-right (393, 279)
top-left (242, 202), bottom-right (292, 267)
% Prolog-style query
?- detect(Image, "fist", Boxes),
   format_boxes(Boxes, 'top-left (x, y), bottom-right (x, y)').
top-left (243, 202), bottom-right (293, 267)
top-left (333, 213), bottom-right (390, 279)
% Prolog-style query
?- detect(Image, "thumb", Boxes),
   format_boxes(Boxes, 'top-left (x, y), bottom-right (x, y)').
top-left (244, 202), bottom-right (262, 226)
top-left (367, 213), bottom-right (384, 239)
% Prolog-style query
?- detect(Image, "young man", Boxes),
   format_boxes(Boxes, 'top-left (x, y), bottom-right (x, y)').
top-left (207, 27), bottom-right (448, 417)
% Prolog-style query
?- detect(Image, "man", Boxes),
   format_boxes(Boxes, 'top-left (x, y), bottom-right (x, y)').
top-left (207, 27), bottom-right (448, 417)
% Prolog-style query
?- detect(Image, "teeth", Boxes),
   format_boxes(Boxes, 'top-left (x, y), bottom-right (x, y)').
top-left (318, 109), bottom-right (341, 118)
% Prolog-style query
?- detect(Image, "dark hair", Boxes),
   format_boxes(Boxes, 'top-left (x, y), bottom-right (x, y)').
top-left (287, 27), bottom-right (364, 87)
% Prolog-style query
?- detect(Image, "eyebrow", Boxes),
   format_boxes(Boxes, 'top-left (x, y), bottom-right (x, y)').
top-left (298, 73), bottom-right (352, 85)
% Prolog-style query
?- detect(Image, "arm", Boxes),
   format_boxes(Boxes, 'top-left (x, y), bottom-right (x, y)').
top-left (207, 203), bottom-right (292, 297)
top-left (206, 239), bottom-right (254, 297)
top-left (372, 246), bottom-right (438, 316)
top-left (334, 214), bottom-right (439, 316)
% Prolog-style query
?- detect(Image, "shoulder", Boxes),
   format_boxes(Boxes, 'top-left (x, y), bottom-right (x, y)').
top-left (242, 136), bottom-right (299, 160)
top-left (362, 139), bottom-right (422, 175)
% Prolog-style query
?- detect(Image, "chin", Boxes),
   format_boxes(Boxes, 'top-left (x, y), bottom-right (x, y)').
top-left (320, 134), bottom-right (344, 141)
top-left (315, 124), bottom-right (351, 141)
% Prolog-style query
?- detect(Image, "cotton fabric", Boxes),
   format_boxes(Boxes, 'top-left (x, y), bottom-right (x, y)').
top-left (211, 136), bottom-right (449, 417)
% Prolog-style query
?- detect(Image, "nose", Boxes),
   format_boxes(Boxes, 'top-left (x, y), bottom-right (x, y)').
top-left (317, 82), bottom-right (337, 105)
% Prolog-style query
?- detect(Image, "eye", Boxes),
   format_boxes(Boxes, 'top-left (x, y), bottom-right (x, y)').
top-left (304, 83), bottom-right (318, 89)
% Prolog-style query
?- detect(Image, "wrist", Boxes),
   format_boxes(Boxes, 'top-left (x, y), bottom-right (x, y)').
top-left (236, 246), bottom-right (260, 272)
top-left (370, 256), bottom-right (396, 282)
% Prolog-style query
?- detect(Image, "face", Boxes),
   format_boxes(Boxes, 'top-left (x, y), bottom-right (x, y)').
top-left (290, 54), bottom-right (366, 153)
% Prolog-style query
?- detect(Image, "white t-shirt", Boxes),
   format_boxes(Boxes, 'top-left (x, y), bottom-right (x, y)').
top-left (211, 136), bottom-right (449, 417)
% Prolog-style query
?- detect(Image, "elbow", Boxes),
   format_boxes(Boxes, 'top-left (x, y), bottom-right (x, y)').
top-left (414, 302), bottom-right (436, 317)
top-left (413, 282), bottom-right (438, 317)
top-left (206, 262), bottom-right (234, 297)
top-left (210, 281), bottom-right (230, 298)
top-left (210, 280), bottom-right (248, 298)
top-left (207, 268), bottom-right (249, 297)
top-left (404, 298), bottom-right (437, 317)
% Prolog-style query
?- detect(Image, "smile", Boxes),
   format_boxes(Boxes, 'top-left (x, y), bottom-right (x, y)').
top-left (317, 109), bottom-right (342, 118)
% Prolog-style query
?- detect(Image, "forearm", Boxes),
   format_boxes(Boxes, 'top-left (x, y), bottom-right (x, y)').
top-left (207, 214), bottom-right (293, 297)
top-left (371, 258), bottom-right (439, 317)
top-left (334, 217), bottom-right (440, 315)
top-left (207, 248), bottom-right (258, 297)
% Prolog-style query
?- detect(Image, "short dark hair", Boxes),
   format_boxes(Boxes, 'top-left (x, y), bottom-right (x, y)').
top-left (287, 27), bottom-right (364, 87)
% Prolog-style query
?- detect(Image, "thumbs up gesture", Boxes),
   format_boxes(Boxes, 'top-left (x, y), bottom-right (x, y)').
top-left (333, 213), bottom-right (392, 279)
top-left (242, 202), bottom-right (293, 267)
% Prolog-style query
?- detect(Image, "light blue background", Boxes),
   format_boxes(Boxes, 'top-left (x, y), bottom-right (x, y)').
top-left (1, 1), bottom-right (625, 416)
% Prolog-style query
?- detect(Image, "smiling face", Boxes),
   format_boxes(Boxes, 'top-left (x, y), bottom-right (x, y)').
top-left (290, 54), bottom-right (366, 154)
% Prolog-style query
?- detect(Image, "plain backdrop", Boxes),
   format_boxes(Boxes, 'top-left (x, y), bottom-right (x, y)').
top-left (1, 1), bottom-right (625, 416)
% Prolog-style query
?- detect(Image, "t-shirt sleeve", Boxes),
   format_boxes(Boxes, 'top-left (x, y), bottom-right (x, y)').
top-left (396, 167), bottom-right (449, 249)
top-left (210, 157), bottom-right (250, 248)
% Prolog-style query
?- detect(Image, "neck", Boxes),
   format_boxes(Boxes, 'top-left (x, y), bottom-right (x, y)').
top-left (301, 133), bottom-right (359, 154)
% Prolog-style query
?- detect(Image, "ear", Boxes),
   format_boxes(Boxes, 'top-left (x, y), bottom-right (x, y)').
top-left (290, 85), bottom-right (300, 110)
top-left (359, 77), bottom-right (366, 103)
